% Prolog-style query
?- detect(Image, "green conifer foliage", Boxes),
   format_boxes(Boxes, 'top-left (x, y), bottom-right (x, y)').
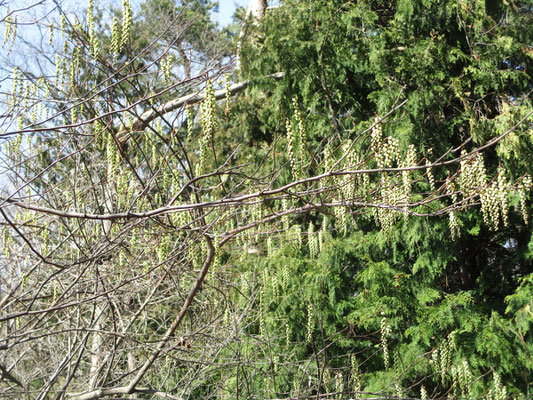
top-left (223, 0), bottom-right (533, 397)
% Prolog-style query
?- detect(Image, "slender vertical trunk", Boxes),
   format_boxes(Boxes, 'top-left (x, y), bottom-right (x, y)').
top-left (88, 302), bottom-right (104, 389)
top-left (246, 0), bottom-right (268, 20)
top-left (237, 0), bottom-right (268, 70)
top-left (88, 159), bottom-right (115, 389)
top-left (128, 352), bottom-right (138, 399)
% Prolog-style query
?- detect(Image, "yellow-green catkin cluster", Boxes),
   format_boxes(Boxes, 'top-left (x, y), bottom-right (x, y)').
top-left (307, 222), bottom-right (318, 258)
top-left (518, 174), bottom-right (531, 224)
top-left (426, 159), bottom-right (436, 193)
top-left (350, 355), bottom-right (362, 399)
top-left (487, 372), bottom-right (507, 400)
top-left (460, 151), bottom-right (486, 203)
top-left (271, 271), bottom-right (279, 298)
top-left (21, 273), bottom-right (29, 290)
top-left (211, 234), bottom-right (221, 275)
top-left (370, 115), bottom-right (382, 155)
top-left (374, 174), bottom-right (403, 234)
top-left (225, 75), bottom-right (231, 115)
top-left (281, 199), bottom-right (290, 232)
top-left (282, 264), bottom-right (290, 290)
top-left (322, 145), bottom-right (334, 180)
top-left (198, 80), bottom-right (216, 175)
top-left (401, 144), bottom-right (416, 220)
top-left (394, 373), bottom-right (403, 399)
top-left (361, 167), bottom-right (371, 197)
top-left (52, 281), bottom-right (59, 303)
top-left (447, 179), bottom-right (460, 240)
top-left (3, 15), bottom-right (13, 46)
top-left (342, 140), bottom-right (357, 201)
top-left (118, 169), bottom-right (136, 208)
top-left (370, 116), bottom-right (400, 168)
top-left (10, 129), bottom-right (22, 163)
top-left (11, 67), bottom-right (21, 110)
top-left (161, 54), bottom-right (172, 85)
top-left (295, 225), bottom-right (303, 248)
top-left (118, 249), bottom-right (127, 270)
top-left (306, 302), bottom-right (314, 343)
top-left (87, 0), bottom-right (99, 57)
top-left (449, 209), bottom-right (459, 240)
top-left (323, 369), bottom-right (331, 391)
top-left (110, 17), bottom-right (121, 62)
top-left (55, 54), bottom-right (68, 88)
top-left (121, 0), bottom-right (132, 49)
top-left (3, 14), bottom-right (17, 55)
top-left (250, 203), bottom-right (263, 240)
top-left (292, 374), bottom-right (301, 397)
top-left (285, 100), bottom-right (307, 180)
top-left (461, 152), bottom-right (511, 229)
top-left (292, 97), bottom-right (307, 156)
top-left (480, 168), bottom-right (509, 230)
top-left (48, 23), bottom-right (54, 45)
top-left (335, 371), bottom-right (343, 397)
top-left (286, 119), bottom-right (299, 179)
top-left (62, 18), bottom-right (70, 53)
top-left (420, 385), bottom-right (428, 400)
top-left (266, 236), bottom-right (273, 257)
top-left (106, 131), bottom-right (120, 178)
top-left (377, 136), bottom-right (400, 169)
top-left (60, 15), bottom-right (66, 37)
top-left (69, 46), bottom-right (81, 91)
top-left (370, 116), bottom-right (405, 232)
top-left (172, 209), bottom-right (191, 233)
top-left (380, 314), bottom-right (391, 369)
top-left (430, 331), bottom-right (456, 385)
top-left (334, 200), bottom-right (348, 236)
top-left (189, 241), bottom-right (203, 270)
top-left (451, 360), bottom-right (473, 400)
top-left (240, 271), bottom-right (251, 299)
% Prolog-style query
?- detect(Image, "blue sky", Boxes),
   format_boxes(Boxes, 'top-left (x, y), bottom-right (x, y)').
top-left (212, 0), bottom-right (250, 26)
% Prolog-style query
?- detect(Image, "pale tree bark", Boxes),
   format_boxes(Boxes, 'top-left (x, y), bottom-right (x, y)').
top-left (246, 0), bottom-right (268, 20)
top-left (88, 156), bottom-right (115, 390)
top-left (88, 302), bottom-right (104, 390)
top-left (117, 72), bottom-right (284, 141)
top-left (237, 0), bottom-right (268, 70)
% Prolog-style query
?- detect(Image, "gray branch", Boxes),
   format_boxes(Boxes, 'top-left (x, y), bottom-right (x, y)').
top-left (118, 72), bottom-right (285, 139)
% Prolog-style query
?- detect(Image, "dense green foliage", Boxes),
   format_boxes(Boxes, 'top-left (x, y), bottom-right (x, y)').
top-left (222, 0), bottom-right (533, 398)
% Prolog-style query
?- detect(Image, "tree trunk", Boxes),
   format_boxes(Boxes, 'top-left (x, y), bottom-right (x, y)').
top-left (246, 0), bottom-right (268, 20)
